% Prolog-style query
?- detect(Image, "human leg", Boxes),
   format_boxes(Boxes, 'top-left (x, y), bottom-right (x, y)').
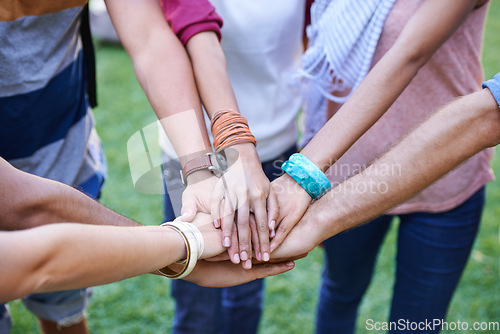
top-left (0, 304), bottom-right (12, 333)
top-left (316, 215), bottom-right (393, 334)
top-left (389, 187), bottom-right (485, 334)
top-left (23, 289), bottom-right (92, 334)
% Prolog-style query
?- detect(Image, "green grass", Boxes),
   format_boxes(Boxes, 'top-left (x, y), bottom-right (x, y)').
top-left (8, 3), bottom-right (500, 333)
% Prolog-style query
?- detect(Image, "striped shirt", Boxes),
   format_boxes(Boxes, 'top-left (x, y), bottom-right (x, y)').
top-left (0, 0), bottom-right (106, 198)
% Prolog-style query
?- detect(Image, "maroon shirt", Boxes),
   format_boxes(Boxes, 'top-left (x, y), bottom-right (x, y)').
top-left (162, 0), bottom-right (313, 45)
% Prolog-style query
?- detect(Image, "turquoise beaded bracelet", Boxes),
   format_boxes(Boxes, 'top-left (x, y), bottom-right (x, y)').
top-left (281, 153), bottom-right (331, 199)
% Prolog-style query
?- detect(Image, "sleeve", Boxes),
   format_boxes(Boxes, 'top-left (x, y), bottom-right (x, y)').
top-left (482, 72), bottom-right (500, 109)
top-left (305, 0), bottom-right (314, 29)
top-left (161, 0), bottom-right (223, 46)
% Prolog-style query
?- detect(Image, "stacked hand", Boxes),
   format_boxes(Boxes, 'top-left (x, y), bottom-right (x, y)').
top-left (181, 144), bottom-right (279, 269)
top-left (179, 144), bottom-right (320, 271)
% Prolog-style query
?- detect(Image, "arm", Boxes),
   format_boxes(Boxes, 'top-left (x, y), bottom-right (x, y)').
top-left (272, 87), bottom-right (500, 256)
top-left (0, 157), bottom-right (138, 230)
top-left (0, 220), bottom-right (294, 303)
top-left (302, 0), bottom-right (481, 168)
top-left (271, 0), bottom-right (483, 249)
top-left (186, 32), bottom-right (275, 267)
top-left (105, 0), bottom-right (212, 174)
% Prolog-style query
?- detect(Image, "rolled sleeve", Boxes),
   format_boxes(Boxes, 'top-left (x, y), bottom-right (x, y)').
top-left (482, 72), bottom-right (500, 109)
top-left (161, 0), bottom-right (223, 45)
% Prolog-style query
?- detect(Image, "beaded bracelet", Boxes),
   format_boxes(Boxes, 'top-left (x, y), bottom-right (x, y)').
top-left (281, 153), bottom-right (331, 199)
top-left (158, 221), bottom-right (204, 279)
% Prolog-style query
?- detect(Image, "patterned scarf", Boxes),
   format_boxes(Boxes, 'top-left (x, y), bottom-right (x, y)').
top-left (296, 0), bottom-right (396, 145)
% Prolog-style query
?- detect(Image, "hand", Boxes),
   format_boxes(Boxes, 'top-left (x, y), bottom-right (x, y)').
top-left (184, 259), bottom-right (295, 287)
top-left (269, 174), bottom-right (312, 252)
top-left (186, 212), bottom-right (224, 259)
top-left (211, 144), bottom-right (278, 268)
top-left (180, 171), bottom-right (218, 221)
top-left (270, 212), bottom-right (321, 260)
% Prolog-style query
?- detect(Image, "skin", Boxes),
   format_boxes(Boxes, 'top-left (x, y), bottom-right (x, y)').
top-left (270, 0), bottom-right (488, 251)
top-left (107, 0), bottom-right (274, 268)
top-left (271, 87), bottom-right (500, 257)
top-left (186, 32), bottom-right (277, 267)
top-left (0, 158), bottom-right (295, 304)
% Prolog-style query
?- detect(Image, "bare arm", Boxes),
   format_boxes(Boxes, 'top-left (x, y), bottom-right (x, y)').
top-left (105, 0), bottom-right (212, 167)
top-left (185, 32), bottom-right (276, 265)
top-left (0, 224), bottom-right (185, 302)
top-left (273, 88), bottom-right (500, 256)
top-left (271, 0), bottom-right (483, 249)
top-left (302, 0), bottom-right (481, 169)
top-left (0, 157), bottom-right (138, 230)
top-left (0, 219), bottom-right (294, 303)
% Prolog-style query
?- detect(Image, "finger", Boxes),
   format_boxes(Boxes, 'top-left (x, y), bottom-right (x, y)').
top-left (249, 214), bottom-right (261, 261)
top-left (250, 261), bottom-right (295, 281)
top-left (211, 183), bottom-right (225, 228)
top-left (266, 190), bottom-right (279, 233)
top-left (180, 195), bottom-right (197, 222)
top-left (236, 200), bottom-right (251, 264)
top-left (186, 260), bottom-right (295, 288)
top-left (253, 201), bottom-right (270, 262)
top-left (269, 216), bottom-right (295, 253)
top-left (221, 195), bottom-right (235, 251)
top-left (269, 253), bottom-right (309, 263)
top-left (227, 223), bottom-right (240, 264)
top-left (204, 252), bottom-right (231, 262)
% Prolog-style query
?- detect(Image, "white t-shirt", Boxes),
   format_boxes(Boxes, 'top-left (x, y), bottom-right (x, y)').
top-left (161, 0), bottom-right (306, 162)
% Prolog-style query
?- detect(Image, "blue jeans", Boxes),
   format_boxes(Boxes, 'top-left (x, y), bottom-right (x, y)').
top-left (166, 146), bottom-right (296, 334)
top-left (316, 187), bottom-right (485, 334)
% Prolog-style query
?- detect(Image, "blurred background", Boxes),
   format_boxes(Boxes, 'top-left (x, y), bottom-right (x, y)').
top-left (8, 1), bottom-right (500, 333)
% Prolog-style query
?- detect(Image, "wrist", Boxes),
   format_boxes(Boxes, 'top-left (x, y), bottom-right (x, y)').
top-left (157, 226), bottom-right (186, 262)
top-left (225, 143), bottom-right (260, 166)
top-left (182, 152), bottom-right (226, 186)
top-left (299, 148), bottom-right (331, 173)
top-left (158, 221), bottom-right (204, 279)
top-left (185, 169), bottom-right (213, 186)
top-left (281, 153), bottom-right (331, 199)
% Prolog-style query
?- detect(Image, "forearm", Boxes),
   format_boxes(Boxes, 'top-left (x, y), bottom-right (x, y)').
top-left (300, 0), bottom-right (478, 171)
top-left (0, 158), bottom-right (138, 230)
top-left (310, 88), bottom-right (500, 242)
top-left (0, 224), bottom-right (186, 302)
top-left (186, 31), bottom-right (239, 118)
top-left (186, 32), bottom-right (262, 170)
top-left (106, 0), bottom-right (212, 166)
top-left (301, 47), bottom-right (418, 170)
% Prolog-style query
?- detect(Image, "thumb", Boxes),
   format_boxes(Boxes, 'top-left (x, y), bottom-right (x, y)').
top-left (180, 199), bottom-right (197, 222)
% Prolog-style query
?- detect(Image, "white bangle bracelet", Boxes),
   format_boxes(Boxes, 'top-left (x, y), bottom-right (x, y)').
top-left (157, 221), bottom-right (204, 279)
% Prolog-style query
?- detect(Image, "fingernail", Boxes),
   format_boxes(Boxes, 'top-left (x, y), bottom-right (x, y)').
top-left (240, 251), bottom-right (248, 261)
top-left (223, 237), bottom-right (231, 247)
top-left (233, 253), bottom-right (240, 263)
top-left (214, 219), bottom-right (220, 228)
top-left (286, 262), bottom-right (294, 267)
top-left (257, 252), bottom-right (262, 261)
top-left (245, 259), bottom-right (252, 269)
top-left (270, 230), bottom-right (276, 238)
top-left (263, 252), bottom-right (270, 262)
top-left (269, 220), bottom-right (276, 230)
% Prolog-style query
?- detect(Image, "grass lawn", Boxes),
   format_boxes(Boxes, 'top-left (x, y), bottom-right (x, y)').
top-left (8, 3), bottom-right (500, 333)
